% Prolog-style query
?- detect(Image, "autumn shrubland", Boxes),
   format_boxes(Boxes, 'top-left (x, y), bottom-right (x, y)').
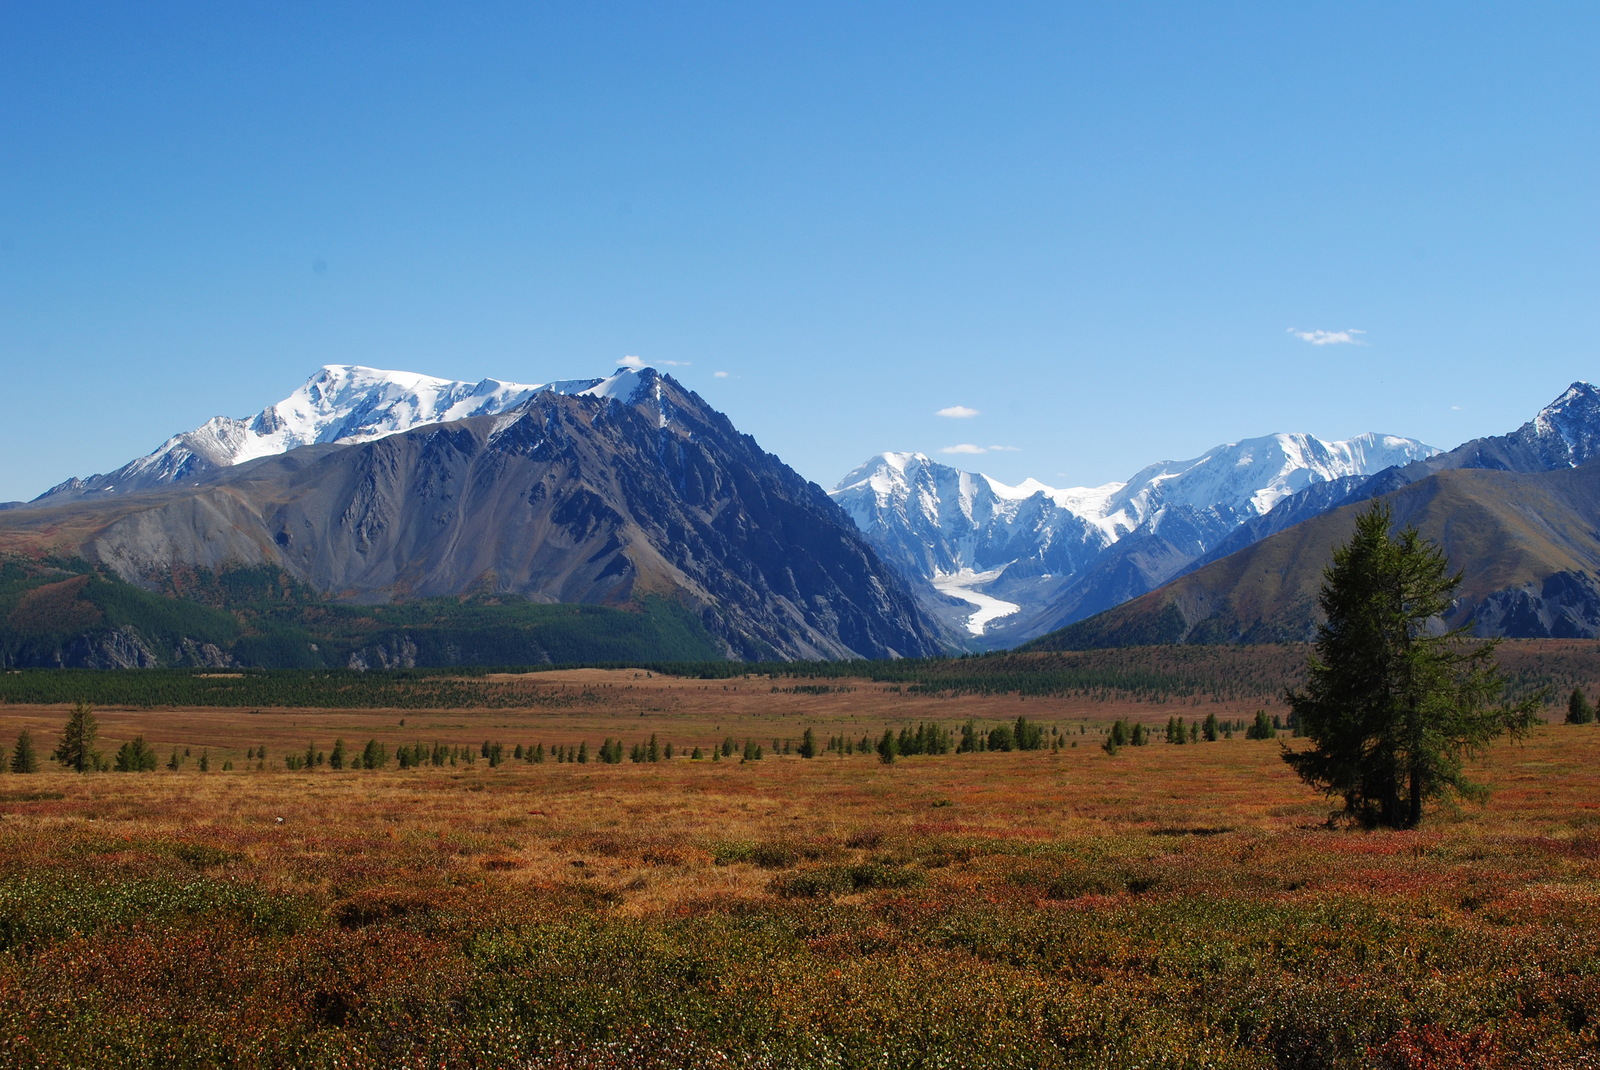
top-left (1, 654), bottom-right (1599, 1067)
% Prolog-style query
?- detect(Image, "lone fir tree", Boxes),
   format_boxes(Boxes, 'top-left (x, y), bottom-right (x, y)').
top-left (10, 728), bottom-right (39, 774)
top-left (1284, 502), bottom-right (1539, 828)
top-left (1566, 688), bottom-right (1595, 725)
top-left (52, 701), bottom-right (101, 773)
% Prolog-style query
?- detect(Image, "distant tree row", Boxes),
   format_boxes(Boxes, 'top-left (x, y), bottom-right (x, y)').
top-left (1100, 710), bottom-right (1290, 754)
top-left (5, 704), bottom-right (1138, 776)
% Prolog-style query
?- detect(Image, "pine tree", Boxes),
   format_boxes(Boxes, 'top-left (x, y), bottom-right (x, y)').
top-left (1284, 501), bottom-right (1540, 828)
top-left (1567, 687), bottom-right (1596, 725)
top-left (959, 720), bottom-right (979, 753)
top-left (1203, 713), bottom-right (1220, 742)
top-left (198, 749), bottom-right (210, 772)
top-left (10, 728), bottom-right (39, 774)
top-left (1014, 716), bottom-right (1045, 750)
top-left (330, 738), bottom-right (346, 769)
top-left (876, 729), bottom-right (897, 765)
top-left (1247, 710), bottom-right (1276, 740)
top-left (52, 701), bottom-right (101, 772)
top-left (1102, 720), bottom-right (1125, 755)
top-left (113, 736), bottom-right (159, 772)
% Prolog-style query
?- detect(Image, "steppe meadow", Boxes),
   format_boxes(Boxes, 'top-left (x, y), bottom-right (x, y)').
top-left (1, 649), bottom-right (1598, 1068)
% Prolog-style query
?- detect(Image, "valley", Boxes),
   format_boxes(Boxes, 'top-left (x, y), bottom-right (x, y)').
top-left (1, 655), bottom-right (1598, 1067)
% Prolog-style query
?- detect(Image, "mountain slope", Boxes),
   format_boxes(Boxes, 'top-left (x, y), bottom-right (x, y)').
top-left (1178, 382), bottom-right (1600, 579)
top-left (1, 369), bottom-right (942, 662)
top-left (0, 556), bottom-right (725, 670)
top-left (1029, 461), bottom-right (1600, 649)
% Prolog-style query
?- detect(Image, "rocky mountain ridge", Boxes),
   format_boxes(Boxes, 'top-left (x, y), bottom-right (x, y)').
top-left (2, 369), bottom-right (943, 662)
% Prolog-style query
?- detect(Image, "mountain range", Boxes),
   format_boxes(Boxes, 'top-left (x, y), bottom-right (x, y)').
top-left (830, 432), bottom-right (1437, 646)
top-left (1027, 382), bottom-right (1600, 649)
top-left (7, 361), bottom-right (1600, 668)
top-left (0, 367), bottom-right (940, 665)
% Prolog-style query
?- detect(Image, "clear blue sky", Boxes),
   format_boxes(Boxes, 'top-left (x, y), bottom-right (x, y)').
top-left (3, 3), bottom-right (1596, 502)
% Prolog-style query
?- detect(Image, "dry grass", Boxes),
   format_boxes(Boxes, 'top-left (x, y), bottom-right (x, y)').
top-left (0, 665), bottom-right (1290, 764)
top-left (3, 671), bottom-right (1600, 1067)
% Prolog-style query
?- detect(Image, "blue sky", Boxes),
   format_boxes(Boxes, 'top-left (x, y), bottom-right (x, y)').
top-left (3, 3), bottom-right (1597, 501)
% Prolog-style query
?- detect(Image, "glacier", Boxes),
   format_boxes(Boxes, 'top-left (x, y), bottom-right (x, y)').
top-left (831, 431), bottom-right (1440, 644)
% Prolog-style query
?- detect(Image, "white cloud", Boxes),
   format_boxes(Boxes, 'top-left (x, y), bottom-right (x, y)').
top-left (713, 371), bottom-right (730, 378)
top-left (1287, 328), bottom-right (1367, 346)
top-left (936, 405), bottom-right (980, 419)
top-left (940, 444), bottom-right (1019, 455)
top-left (618, 354), bottom-right (691, 368)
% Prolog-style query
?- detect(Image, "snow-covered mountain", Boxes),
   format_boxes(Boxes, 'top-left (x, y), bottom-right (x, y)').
top-left (1426, 381), bottom-right (1600, 474)
top-left (35, 365), bottom-right (608, 502)
top-left (832, 431), bottom-right (1438, 645)
top-left (3, 367), bottom-right (944, 662)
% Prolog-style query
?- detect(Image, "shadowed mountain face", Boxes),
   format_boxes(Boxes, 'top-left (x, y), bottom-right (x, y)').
top-left (0, 370), bottom-right (943, 662)
top-left (1029, 461), bottom-right (1600, 650)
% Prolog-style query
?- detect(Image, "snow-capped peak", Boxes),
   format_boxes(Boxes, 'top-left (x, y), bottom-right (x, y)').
top-left (579, 366), bottom-right (654, 403)
top-left (1530, 381), bottom-right (1600, 466)
top-left (829, 429), bottom-right (1438, 638)
top-left (34, 363), bottom-right (655, 501)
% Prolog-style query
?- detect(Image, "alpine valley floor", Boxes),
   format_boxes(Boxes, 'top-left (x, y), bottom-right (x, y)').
top-left (2, 659), bottom-right (1600, 1067)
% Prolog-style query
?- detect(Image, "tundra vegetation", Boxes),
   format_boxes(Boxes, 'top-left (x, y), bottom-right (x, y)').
top-left (0, 650), bottom-right (1597, 1067)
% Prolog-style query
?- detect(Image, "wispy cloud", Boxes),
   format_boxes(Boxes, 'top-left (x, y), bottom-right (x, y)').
top-left (713, 371), bottom-right (730, 378)
top-left (936, 405), bottom-right (980, 419)
top-left (940, 444), bottom-right (1019, 455)
top-left (1287, 328), bottom-right (1367, 346)
top-left (619, 354), bottom-right (691, 369)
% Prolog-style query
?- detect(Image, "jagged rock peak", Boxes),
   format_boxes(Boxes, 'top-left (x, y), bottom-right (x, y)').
top-left (1527, 381), bottom-right (1600, 466)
